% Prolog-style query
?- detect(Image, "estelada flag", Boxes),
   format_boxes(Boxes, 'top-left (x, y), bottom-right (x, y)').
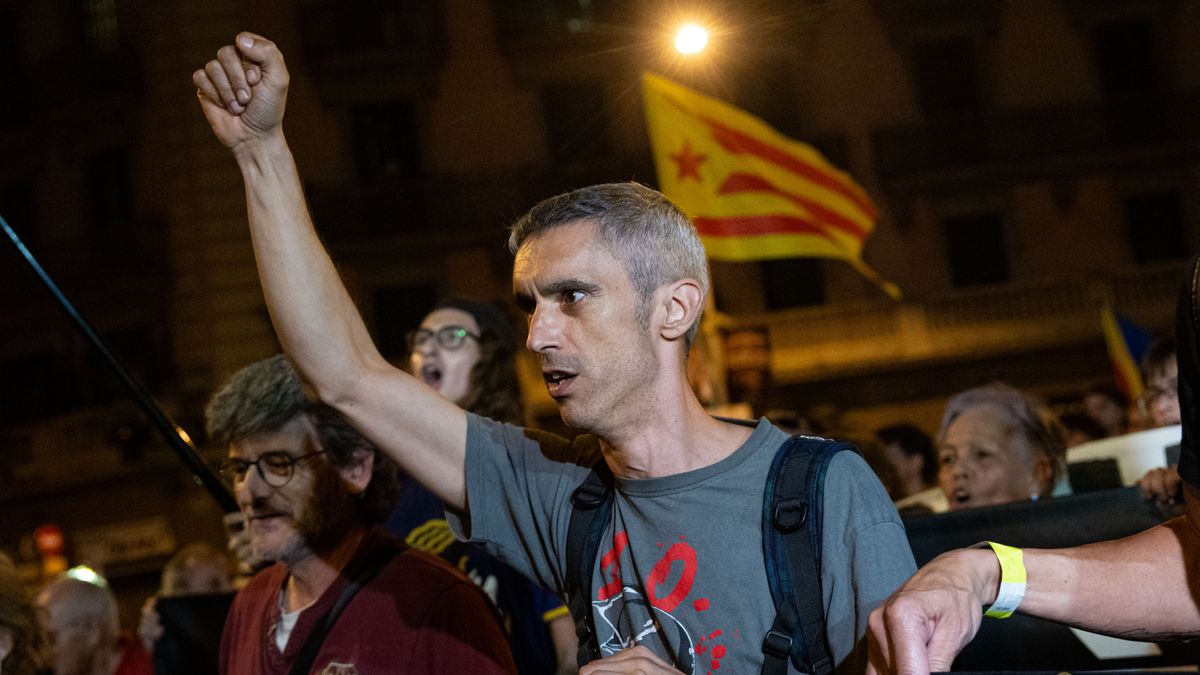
top-left (642, 72), bottom-right (900, 299)
top-left (1100, 304), bottom-right (1153, 402)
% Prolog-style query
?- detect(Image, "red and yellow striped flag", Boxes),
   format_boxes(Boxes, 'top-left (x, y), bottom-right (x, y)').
top-left (642, 72), bottom-right (900, 299)
top-left (1100, 304), bottom-right (1151, 402)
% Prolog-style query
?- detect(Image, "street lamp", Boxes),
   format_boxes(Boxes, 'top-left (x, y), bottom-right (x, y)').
top-left (675, 24), bottom-right (708, 55)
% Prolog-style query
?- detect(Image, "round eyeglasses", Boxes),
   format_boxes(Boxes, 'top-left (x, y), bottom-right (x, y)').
top-left (218, 450), bottom-right (327, 488)
top-left (406, 325), bottom-right (480, 351)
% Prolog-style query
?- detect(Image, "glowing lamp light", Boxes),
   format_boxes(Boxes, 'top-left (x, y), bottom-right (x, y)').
top-left (66, 565), bottom-right (109, 588)
top-left (675, 24), bottom-right (708, 55)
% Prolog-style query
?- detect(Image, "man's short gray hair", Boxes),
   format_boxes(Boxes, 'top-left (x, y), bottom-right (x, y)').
top-left (204, 355), bottom-right (398, 523)
top-left (508, 182), bottom-right (710, 349)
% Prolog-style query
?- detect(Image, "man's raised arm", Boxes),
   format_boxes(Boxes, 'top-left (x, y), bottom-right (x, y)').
top-left (192, 33), bottom-right (469, 509)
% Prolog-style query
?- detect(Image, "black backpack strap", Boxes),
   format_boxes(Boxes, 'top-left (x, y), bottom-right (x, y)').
top-left (761, 436), bottom-right (851, 675)
top-left (565, 459), bottom-right (615, 667)
top-left (288, 540), bottom-right (401, 675)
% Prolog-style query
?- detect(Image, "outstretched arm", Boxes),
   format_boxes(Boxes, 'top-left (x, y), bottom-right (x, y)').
top-left (193, 33), bottom-right (469, 509)
top-left (867, 483), bottom-right (1200, 675)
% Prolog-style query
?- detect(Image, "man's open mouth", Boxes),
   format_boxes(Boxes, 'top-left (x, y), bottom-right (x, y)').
top-left (543, 370), bottom-right (576, 396)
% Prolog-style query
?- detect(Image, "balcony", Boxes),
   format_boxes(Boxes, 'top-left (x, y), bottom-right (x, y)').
top-left (716, 262), bottom-right (1182, 385)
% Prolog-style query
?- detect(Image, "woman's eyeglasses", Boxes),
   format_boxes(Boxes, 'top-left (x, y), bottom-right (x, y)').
top-left (406, 326), bottom-right (480, 351)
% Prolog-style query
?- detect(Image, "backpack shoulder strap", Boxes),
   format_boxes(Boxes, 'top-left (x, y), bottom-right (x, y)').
top-left (760, 435), bottom-right (853, 675)
top-left (565, 459), bottom-right (614, 667)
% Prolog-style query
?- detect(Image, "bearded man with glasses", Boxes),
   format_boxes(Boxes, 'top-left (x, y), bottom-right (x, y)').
top-left (207, 354), bottom-right (515, 674)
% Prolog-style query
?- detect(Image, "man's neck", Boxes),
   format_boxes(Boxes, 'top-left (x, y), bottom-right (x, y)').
top-left (282, 526), bottom-right (368, 612)
top-left (599, 388), bottom-right (755, 479)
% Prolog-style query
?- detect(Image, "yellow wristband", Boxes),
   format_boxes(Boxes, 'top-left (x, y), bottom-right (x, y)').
top-left (976, 541), bottom-right (1026, 619)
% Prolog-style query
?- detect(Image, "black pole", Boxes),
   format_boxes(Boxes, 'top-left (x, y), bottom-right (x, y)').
top-left (1, 214), bottom-right (238, 513)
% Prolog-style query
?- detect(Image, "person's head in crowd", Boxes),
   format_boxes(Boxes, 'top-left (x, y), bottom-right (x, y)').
top-left (1140, 336), bottom-right (1180, 428)
top-left (160, 543), bottom-right (234, 597)
top-left (408, 298), bottom-right (523, 425)
top-left (875, 423), bottom-right (937, 499)
top-left (1082, 384), bottom-right (1127, 437)
top-left (0, 553), bottom-right (45, 675)
top-left (765, 408), bottom-right (827, 437)
top-left (1059, 412), bottom-right (1108, 448)
top-left (36, 576), bottom-right (121, 675)
top-left (207, 355), bottom-right (399, 567)
top-left (850, 437), bottom-right (905, 500)
top-left (937, 383), bottom-right (1067, 512)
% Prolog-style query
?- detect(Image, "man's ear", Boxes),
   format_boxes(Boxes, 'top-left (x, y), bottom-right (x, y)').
top-left (338, 448), bottom-right (375, 494)
top-left (659, 279), bottom-right (705, 341)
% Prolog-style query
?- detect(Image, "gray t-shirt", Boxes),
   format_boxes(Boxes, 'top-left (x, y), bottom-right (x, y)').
top-left (448, 414), bottom-right (915, 674)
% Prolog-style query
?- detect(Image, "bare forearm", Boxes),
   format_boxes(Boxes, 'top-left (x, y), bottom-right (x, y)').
top-left (233, 132), bottom-right (381, 398)
top-left (1020, 517), bottom-right (1200, 639)
top-left (229, 131), bottom-right (468, 508)
top-left (196, 33), bottom-right (469, 509)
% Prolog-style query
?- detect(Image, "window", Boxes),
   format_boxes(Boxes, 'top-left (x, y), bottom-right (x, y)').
top-left (493, 0), bottom-right (598, 42)
top-left (79, 0), bottom-right (120, 52)
top-left (372, 283), bottom-right (438, 361)
top-left (349, 100), bottom-right (422, 187)
top-left (912, 39), bottom-right (982, 117)
top-left (540, 80), bottom-right (611, 165)
top-left (1093, 18), bottom-right (1159, 98)
top-left (1124, 189), bottom-right (1188, 263)
top-left (943, 213), bottom-right (1009, 287)
top-left (762, 258), bottom-right (825, 309)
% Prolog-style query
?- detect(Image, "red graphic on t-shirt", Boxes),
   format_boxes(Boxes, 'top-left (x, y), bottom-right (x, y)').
top-left (597, 531), bottom-right (629, 601)
top-left (596, 529), bottom-right (724, 670)
top-left (697, 629), bottom-right (731, 673)
top-left (646, 542), bottom-right (697, 612)
top-left (711, 644), bottom-right (727, 671)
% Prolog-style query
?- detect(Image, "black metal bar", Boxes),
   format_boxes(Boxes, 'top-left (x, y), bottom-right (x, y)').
top-left (1, 214), bottom-right (239, 513)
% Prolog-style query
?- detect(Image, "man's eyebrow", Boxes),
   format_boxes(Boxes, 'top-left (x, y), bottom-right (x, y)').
top-left (542, 278), bottom-right (601, 295)
top-left (513, 278), bottom-right (602, 310)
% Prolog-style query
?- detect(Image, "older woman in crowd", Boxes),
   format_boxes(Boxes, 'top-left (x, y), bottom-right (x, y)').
top-left (938, 383), bottom-right (1068, 511)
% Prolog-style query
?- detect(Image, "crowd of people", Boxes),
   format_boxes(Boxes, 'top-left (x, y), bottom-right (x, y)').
top-left (2, 31), bottom-right (1197, 675)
